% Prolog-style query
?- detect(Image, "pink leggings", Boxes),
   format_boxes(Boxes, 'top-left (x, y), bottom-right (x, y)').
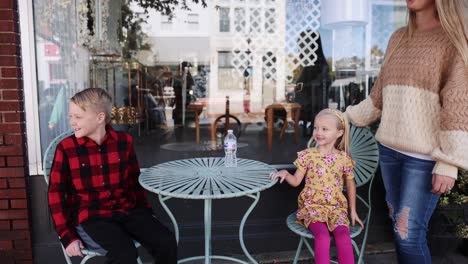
top-left (308, 222), bottom-right (354, 264)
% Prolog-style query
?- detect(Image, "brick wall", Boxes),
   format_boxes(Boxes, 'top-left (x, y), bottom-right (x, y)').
top-left (0, 0), bottom-right (33, 263)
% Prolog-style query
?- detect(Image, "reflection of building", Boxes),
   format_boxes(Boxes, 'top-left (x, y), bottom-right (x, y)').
top-left (138, 1), bottom-right (287, 115)
top-left (38, 43), bottom-right (64, 86)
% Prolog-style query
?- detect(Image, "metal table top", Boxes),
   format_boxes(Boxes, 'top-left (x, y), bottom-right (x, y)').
top-left (139, 157), bottom-right (277, 200)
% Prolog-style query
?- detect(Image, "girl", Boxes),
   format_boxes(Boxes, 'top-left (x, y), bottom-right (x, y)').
top-left (271, 108), bottom-right (363, 264)
top-left (345, 0), bottom-right (468, 263)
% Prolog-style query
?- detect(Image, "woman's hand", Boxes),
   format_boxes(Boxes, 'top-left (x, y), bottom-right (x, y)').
top-left (270, 170), bottom-right (288, 183)
top-left (65, 239), bottom-right (84, 257)
top-left (350, 210), bottom-right (364, 229)
top-left (432, 173), bottom-right (455, 195)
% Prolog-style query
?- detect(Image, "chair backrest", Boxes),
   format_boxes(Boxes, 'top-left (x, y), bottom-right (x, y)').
top-left (42, 130), bottom-right (74, 185)
top-left (312, 125), bottom-right (379, 188)
top-left (348, 125), bottom-right (379, 187)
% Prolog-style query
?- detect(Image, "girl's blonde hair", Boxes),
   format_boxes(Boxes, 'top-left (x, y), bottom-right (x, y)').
top-left (387, 0), bottom-right (468, 66)
top-left (307, 109), bottom-right (351, 154)
top-left (70, 88), bottom-right (113, 124)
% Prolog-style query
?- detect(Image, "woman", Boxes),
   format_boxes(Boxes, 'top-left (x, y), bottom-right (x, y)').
top-left (345, 0), bottom-right (468, 263)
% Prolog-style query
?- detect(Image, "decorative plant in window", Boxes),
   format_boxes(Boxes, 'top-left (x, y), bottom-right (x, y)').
top-left (438, 169), bottom-right (468, 239)
top-left (77, 0), bottom-right (207, 55)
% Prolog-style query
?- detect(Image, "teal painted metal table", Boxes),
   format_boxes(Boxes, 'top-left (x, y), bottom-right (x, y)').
top-left (139, 157), bottom-right (277, 264)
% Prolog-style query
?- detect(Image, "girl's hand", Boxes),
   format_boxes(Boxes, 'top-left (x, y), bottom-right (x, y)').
top-left (350, 211), bottom-right (364, 229)
top-left (270, 170), bottom-right (288, 183)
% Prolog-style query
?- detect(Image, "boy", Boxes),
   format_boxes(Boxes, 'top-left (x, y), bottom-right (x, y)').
top-left (47, 88), bottom-right (177, 263)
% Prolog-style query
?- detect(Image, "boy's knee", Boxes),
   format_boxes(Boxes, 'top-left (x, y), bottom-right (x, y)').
top-left (107, 246), bottom-right (138, 263)
top-left (160, 234), bottom-right (177, 252)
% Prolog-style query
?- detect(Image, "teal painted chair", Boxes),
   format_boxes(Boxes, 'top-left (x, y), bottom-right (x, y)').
top-left (286, 125), bottom-right (379, 264)
top-left (43, 130), bottom-right (144, 264)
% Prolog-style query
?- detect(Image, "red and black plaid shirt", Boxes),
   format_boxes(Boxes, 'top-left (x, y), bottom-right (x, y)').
top-left (47, 126), bottom-right (150, 247)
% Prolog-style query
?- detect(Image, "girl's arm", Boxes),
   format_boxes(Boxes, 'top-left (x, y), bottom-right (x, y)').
top-left (346, 178), bottom-right (364, 229)
top-left (270, 169), bottom-right (305, 187)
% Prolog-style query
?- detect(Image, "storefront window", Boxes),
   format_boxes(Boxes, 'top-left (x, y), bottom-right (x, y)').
top-left (31, 0), bottom-right (408, 168)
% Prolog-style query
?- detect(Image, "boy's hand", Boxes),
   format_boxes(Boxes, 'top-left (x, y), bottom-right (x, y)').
top-left (270, 170), bottom-right (287, 183)
top-left (350, 211), bottom-right (364, 230)
top-left (66, 239), bottom-right (84, 257)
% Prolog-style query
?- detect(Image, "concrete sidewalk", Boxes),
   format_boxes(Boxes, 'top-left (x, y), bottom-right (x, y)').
top-left (186, 241), bottom-right (467, 264)
top-left (182, 247), bottom-right (467, 264)
top-left (252, 243), bottom-right (468, 264)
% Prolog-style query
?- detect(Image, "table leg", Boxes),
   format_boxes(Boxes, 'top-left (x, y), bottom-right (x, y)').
top-left (239, 192), bottom-right (261, 264)
top-left (195, 110), bottom-right (200, 144)
top-left (158, 195), bottom-right (180, 243)
top-left (204, 199), bottom-right (212, 264)
top-left (294, 108), bottom-right (300, 144)
top-left (267, 108), bottom-right (273, 151)
top-left (211, 122), bottom-right (216, 147)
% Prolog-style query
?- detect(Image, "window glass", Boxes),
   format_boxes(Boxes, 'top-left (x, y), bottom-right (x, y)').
top-left (219, 7), bottom-right (230, 32)
top-left (31, 0), bottom-right (407, 167)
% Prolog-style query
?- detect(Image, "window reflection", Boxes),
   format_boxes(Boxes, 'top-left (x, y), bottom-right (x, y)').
top-left (32, 0), bottom-right (408, 166)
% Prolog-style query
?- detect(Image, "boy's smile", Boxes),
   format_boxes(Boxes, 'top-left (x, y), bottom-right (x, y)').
top-left (69, 102), bottom-right (106, 144)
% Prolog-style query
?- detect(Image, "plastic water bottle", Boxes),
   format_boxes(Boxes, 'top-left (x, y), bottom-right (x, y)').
top-left (224, 130), bottom-right (237, 167)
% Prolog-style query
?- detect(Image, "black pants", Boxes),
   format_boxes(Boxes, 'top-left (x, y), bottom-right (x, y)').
top-left (80, 208), bottom-right (177, 264)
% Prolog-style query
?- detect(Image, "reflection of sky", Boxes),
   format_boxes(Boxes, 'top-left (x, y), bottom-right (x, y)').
top-left (286, 1), bottom-right (407, 60)
top-left (371, 5), bottom-right (407, 52)
top-left (319, 27), bottom-right (365, 60)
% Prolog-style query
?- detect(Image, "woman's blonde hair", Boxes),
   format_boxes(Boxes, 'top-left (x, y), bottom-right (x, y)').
top-left (307, 109), bottom-right (351, 154)
top-left (70, 88), bottom-right (113, 124)
top-left (406, 0), bottom-right (468, 65)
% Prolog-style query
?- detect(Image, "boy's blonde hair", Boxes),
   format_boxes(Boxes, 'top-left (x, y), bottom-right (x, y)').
top-left (70, 88), bottom-right (113, 124)
top-left (307, 109), bottom-right (351, 154)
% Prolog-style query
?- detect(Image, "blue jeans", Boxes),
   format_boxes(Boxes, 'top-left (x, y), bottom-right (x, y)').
top-left (379, 144), bottom-right (439, 264)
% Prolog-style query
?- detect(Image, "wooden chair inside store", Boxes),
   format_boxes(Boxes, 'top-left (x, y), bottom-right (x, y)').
top-left (265, 102), bottom-right (301, 151)
top-left (286, 125), bottom-right (379, 264)
top-left (210, 96), bottom-right (242, 142)
top-left (43, 130), bottom-right (144, 264)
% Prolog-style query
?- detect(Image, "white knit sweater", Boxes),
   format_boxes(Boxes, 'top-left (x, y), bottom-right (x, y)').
top-left (346, 26), bottom-right (468, 179)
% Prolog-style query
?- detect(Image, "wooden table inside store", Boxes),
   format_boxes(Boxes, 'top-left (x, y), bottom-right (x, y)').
top-left (139, 157), bottom-right (277, 264)
top-left (187, 103), bottom-right (204, 144)
top-left (265, 102), bottom-right (301, 151)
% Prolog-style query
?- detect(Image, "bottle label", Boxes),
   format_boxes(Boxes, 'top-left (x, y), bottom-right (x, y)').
top-left (224, 141), bottom-right (236, 150)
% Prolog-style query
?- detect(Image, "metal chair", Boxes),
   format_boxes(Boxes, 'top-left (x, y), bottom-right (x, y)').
top-left (43, 130), bottom-right (144, 264)
top-left (286, 125), bottom-right (379, 264)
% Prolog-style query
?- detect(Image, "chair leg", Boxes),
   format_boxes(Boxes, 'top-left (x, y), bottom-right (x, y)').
top-left (294, 237), bottom-right (316, 264)
top-left (61, 245), bottom-right (73, 264)
top-left (293, 237), bottom-right (304, 264)
top-left (303, 238), bottom-right (315, 258)
top-left (79, 255), bottom-right (93, 264)
top-left (137, 256), bottom-right (143, 264)
top-left (351, 239), bottom-right (360, 261)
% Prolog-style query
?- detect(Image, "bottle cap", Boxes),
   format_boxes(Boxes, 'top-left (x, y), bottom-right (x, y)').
top-left (228, 129), bottom-right (233, 133)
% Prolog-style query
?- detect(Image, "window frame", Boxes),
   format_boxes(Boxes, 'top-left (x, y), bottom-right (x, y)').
top-left (19, 0), bottom-right (43, 175)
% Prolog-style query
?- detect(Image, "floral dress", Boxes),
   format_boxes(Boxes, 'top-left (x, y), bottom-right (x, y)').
top-left (294, 148), bottom-right (355, 231)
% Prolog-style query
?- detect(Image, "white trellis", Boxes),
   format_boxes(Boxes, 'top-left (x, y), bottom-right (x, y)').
top-left (229, 0), bottom-right (285, 83)
top-left (285, 0), bottom-right (321, 81)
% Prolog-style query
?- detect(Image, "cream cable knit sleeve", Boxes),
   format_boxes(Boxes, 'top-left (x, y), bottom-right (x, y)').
top-left (431, 55), bottom-right (468, 179)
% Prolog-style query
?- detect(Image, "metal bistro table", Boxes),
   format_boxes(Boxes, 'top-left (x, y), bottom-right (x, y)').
top-left (139, 157), bottom-right (277, 264)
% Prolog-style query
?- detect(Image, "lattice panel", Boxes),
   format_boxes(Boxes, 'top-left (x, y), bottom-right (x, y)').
top-left (285, 0), bottom-right (321, 81)
top-left (230, 0), bottom-right (284, 81)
